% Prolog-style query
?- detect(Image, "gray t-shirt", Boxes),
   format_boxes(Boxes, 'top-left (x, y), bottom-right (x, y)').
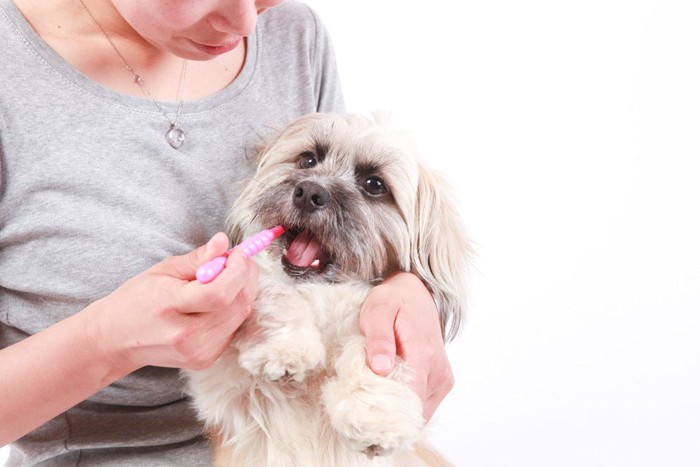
top-left (0, 0), bottom-right (344, 464)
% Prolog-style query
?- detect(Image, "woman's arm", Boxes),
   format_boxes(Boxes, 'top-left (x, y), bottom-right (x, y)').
top-left (0, 233), bottom-right (257, 446)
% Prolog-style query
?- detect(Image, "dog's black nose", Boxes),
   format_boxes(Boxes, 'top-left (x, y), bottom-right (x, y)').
top-left (293, 181), bottom-right (330, 213)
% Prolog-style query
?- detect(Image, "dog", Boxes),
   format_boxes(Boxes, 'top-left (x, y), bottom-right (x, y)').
top-left (185, 113), bottom-right (471, 466)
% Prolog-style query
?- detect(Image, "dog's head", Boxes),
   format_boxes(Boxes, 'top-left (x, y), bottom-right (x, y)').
top-left (229, 113), bottom-right (471, 340)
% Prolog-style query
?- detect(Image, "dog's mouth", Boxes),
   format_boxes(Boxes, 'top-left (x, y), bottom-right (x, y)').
top-left (280, 226), bottom-right (332, 278)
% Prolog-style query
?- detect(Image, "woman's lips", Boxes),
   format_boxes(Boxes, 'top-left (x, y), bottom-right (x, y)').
top-left (193, 38), bottom-right (242, 56)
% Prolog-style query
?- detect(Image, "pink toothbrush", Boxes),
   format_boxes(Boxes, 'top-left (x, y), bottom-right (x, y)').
top-left (196, 225), bottom-right (285, 284)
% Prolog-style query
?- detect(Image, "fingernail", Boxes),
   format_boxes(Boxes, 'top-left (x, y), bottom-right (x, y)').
top-left (371, 354), bottom-right (393, 372)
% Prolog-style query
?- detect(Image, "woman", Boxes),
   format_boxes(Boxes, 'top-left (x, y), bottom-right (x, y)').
top-left (0, 1), bottom-right (453, 464)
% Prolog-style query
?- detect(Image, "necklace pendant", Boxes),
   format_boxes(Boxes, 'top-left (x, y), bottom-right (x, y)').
top-left (166, 124), bottom-right (185, 149)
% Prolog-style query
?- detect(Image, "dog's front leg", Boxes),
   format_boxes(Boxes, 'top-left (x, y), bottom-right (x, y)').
top-left (236, 285), bottom-right (326, 383)
top-left (321, 334), bottom-right (425, 458)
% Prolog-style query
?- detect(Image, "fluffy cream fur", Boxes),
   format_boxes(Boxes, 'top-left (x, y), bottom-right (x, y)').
top-left (185, 114), bottom-right (471, 466)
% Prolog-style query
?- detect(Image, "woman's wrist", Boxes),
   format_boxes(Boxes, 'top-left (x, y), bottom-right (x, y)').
top-left (80, 297), bottom-right (141, 385)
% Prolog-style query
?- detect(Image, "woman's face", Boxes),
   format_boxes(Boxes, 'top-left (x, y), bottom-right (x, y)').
top-left (110, 0), bottom-right (285, 59)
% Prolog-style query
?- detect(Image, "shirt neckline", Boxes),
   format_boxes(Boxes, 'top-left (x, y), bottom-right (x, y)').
top-left (1, 0), bottom-right (259, 116)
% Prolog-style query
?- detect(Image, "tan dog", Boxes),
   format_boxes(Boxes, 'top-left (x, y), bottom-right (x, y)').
top-left (186, 113), bottom-right (471, 466)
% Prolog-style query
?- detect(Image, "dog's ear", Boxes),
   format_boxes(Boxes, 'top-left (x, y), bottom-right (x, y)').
top-left (410, 165), bottom-right (471, 341)
top-left (228, 224), bottom-right (245, 246)
top-left (226, 183), bottom-right (256, 246)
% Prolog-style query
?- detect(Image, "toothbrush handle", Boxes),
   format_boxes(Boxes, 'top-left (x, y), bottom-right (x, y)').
top-left (194, 256), bottom-right (228, 284)
top-left (195, 226), bottom-right (284, 284)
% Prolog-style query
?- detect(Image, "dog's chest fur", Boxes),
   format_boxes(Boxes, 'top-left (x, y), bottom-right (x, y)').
top-left (252, 268), bottom-right (371, 348)
top-left (186, 264), bottom-right (437, 466)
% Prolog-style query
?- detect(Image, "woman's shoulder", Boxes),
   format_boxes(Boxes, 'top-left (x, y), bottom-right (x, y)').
top-left (258, 1), bottom-right (327, 39)
top-left (263, 1), bottom-right (321, 23)
top-left (257, 1), bottom-right (335, 64)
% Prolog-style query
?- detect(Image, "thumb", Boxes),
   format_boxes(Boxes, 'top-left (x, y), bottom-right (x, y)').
top-left (153, 232), bottom-right (230, 280)
top-left (359, 299), bottom-right (399, 376)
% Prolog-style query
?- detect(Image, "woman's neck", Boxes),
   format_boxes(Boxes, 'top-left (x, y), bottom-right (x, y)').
top-left (13, 0), bottom-right (246, 101)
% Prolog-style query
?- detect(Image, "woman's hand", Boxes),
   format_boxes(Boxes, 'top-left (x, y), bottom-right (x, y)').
top-left (0, 232), bottom-right (258, 445)
top-left (89, 232), bottom-right (259, 373)
top-left (359, 272), bottom-right (454, 422)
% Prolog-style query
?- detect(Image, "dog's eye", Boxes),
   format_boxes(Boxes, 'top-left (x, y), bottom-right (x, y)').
top-left (363, 176), bottom-right (387, 196)
top-left (299, 152), bottom-right (318, 169)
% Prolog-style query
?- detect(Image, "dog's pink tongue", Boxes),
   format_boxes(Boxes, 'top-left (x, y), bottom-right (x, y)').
top-left (286, 230), bottom-right (321, 267)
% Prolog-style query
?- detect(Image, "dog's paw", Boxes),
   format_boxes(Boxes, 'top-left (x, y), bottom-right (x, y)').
top-left (322, 374), bottom-right (424, 457)
top-left (239, 336), bottom-right (326, 383)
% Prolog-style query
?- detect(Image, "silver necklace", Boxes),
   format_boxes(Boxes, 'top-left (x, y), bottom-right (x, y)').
top-left (80, 0), bottom-right (188, 149)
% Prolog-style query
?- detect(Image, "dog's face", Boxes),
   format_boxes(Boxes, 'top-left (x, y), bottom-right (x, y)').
top-left (233, 114), bottom-right (419, 283)
top-left (229, 114), bottom-right (470, 339)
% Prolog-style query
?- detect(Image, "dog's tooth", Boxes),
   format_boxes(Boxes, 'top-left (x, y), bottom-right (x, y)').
top-left (311, 259), bottom-right (320, 268)
top-left (283, 248), bottom-right (288, 256)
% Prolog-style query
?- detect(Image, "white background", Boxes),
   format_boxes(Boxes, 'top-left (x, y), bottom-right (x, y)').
top-left (302, 1), bottom-right (700, 466)
top-left (4, 1), bottom-right (700, 465)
